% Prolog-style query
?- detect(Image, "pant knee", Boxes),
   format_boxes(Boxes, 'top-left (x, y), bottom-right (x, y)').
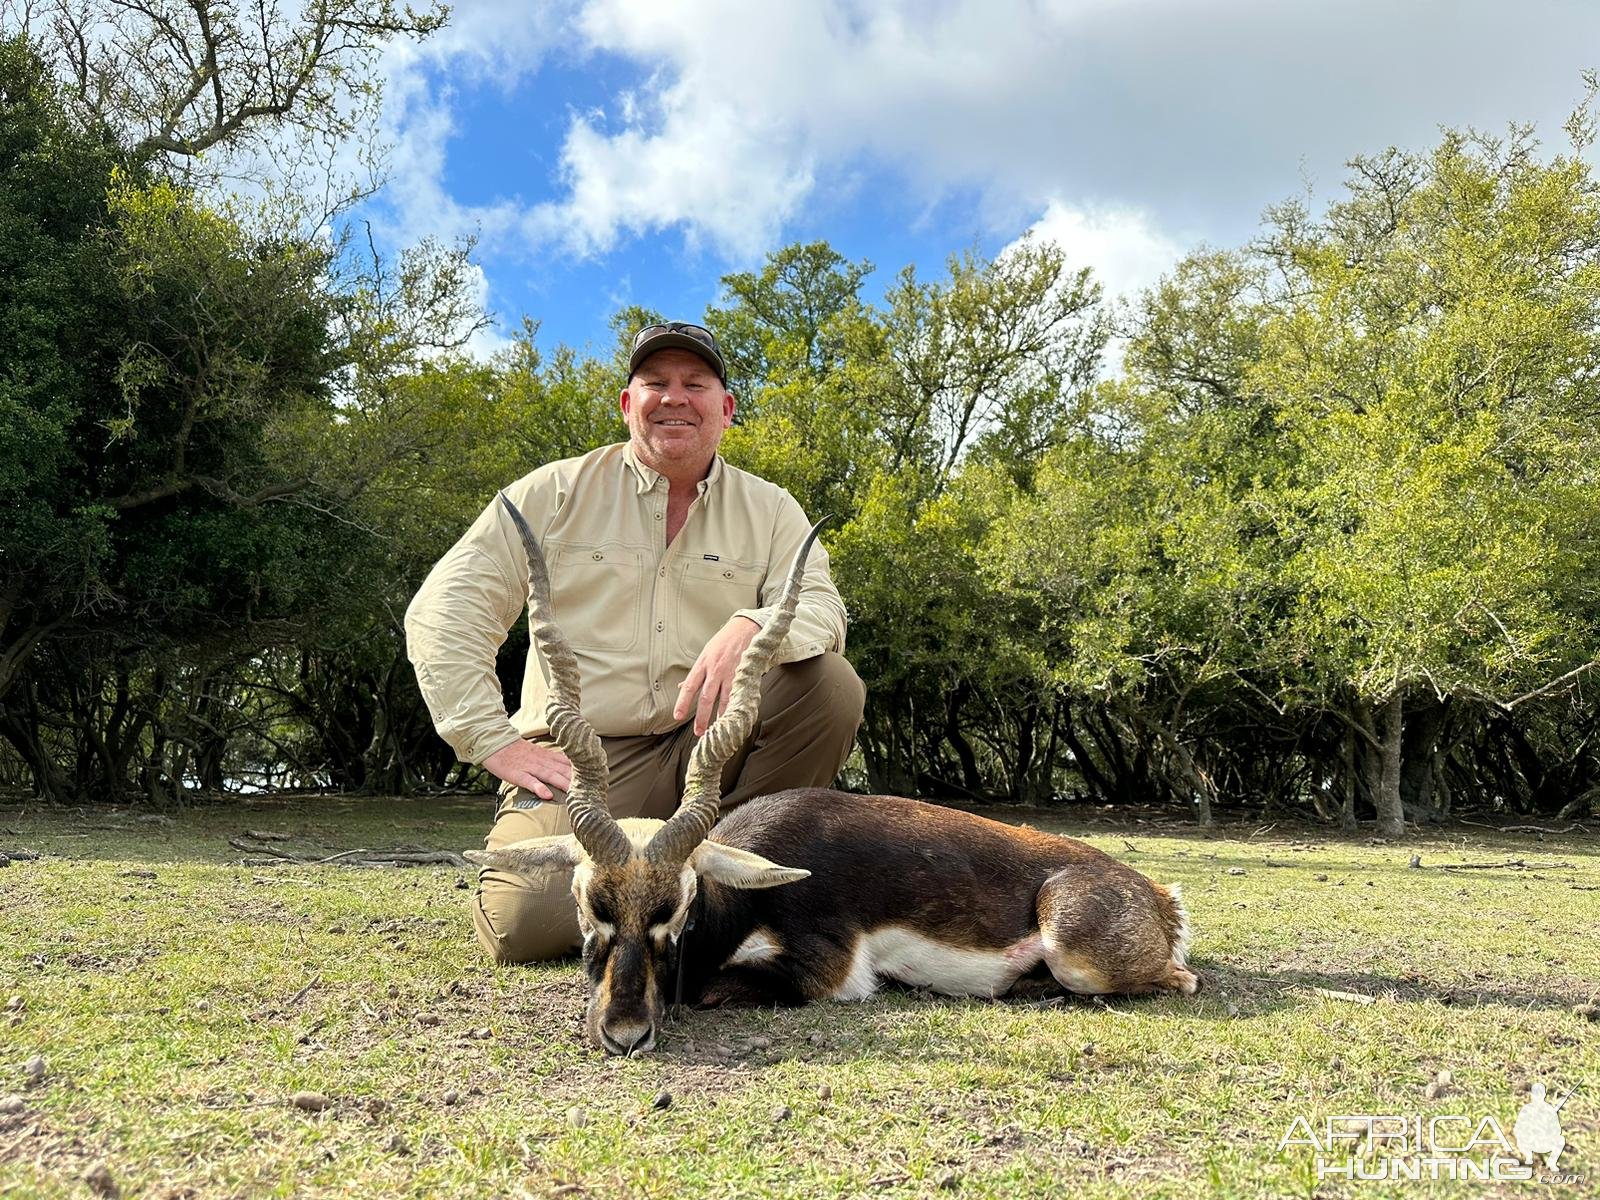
top-left (818, 652), bottom-right (866, 730)
top-left (473, 871), bottom-right (580, 965)
top-left (768, 652), bottom-right (865, 735)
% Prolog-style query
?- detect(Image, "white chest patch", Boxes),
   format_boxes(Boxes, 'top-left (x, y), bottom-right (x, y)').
top-left (828, 927), bottom-right (1041, 1002)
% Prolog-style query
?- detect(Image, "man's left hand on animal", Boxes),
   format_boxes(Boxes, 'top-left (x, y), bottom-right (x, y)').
top-left (405, 319), bottom-right (866, 964)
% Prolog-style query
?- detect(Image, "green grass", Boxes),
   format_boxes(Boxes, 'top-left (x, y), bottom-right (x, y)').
top-left (1, 796), bottom-right (1596, 1198)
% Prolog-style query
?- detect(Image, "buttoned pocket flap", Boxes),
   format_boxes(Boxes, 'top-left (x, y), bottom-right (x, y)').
top-left (546, 545), bottom-right (643, 652)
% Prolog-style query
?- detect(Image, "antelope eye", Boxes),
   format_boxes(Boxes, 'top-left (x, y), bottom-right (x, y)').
top-left (588, 901), bottom-right (616, 927)
top-left (646, 904), bottom-right (675, 929)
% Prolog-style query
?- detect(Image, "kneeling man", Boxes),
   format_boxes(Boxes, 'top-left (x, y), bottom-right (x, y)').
top-left (405, 320), bottom-right (865, 962)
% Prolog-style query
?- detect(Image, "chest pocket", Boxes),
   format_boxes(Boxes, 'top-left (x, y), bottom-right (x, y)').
top-left (546, 546), bottom-right (643, 652)
top-left (677, 560), bottom-right (766, 658)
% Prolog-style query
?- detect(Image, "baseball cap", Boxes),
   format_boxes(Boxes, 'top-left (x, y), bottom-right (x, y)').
top-left (628, 321), bottom-right (727, 383)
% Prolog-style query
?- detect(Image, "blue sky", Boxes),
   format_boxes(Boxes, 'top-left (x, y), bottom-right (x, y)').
top-left (357, 0), bottom-right (1600, 363)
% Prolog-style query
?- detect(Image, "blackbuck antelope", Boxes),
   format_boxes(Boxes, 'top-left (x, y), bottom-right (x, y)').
top-left (468, 495), bottom-right (1199, 1056)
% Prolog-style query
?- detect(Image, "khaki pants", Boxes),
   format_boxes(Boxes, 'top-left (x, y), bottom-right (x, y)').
top-left (472, 652), bottom-right (865, 964)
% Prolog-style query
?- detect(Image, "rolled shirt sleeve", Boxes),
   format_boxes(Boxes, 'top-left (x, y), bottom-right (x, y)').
top-left (404, 493), bottom-right (533, 765)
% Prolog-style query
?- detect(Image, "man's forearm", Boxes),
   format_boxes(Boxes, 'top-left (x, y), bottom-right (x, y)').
top-left (405, 536), bottom-right (525, 763)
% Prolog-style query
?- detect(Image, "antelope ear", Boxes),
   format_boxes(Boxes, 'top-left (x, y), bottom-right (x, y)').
top-left (689, 840), bottom-right (810, 890)
top-left (465, 835), bottom-right (584, 876)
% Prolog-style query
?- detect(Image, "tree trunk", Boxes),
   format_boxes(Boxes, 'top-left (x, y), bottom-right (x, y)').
top-left (1399, 698), bottom-right (1447, 821)
top-left (1374, 691), bottom-right (1405, 837)
top-left (1128, 707), bottom-right (1215, 826)
top-left (1010, 697), bottom-right (1037, 803)
top-left (0, 682), bottom-right (73, 802)
top-left (1058, 702), bottom-right (1113, 802)
top-left (1037, 692), bottom-right (1062, 804)
top-left (1432, 750), bottom-right (1452, 818)
top-left (1340, 724), bottom-right (1358, 830)
top-left (942, 682), bottom-right (984, 795)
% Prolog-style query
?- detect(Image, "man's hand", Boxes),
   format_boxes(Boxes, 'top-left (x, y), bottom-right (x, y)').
top-left (675, 616), bottom-right (762, 736)
top-left (481, 739), bottom-right (573, 801)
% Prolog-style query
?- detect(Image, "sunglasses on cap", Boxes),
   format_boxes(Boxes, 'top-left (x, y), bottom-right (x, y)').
top-left (632, 322), bottom-right (719, 352)
top-left (629, 321), bottom-right (727, 382)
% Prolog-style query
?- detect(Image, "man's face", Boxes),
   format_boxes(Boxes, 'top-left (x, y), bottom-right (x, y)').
top-left (620, 348), bottom-right (735, 475)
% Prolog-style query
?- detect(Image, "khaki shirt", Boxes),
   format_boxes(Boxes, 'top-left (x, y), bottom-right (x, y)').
top-left (405, 443), bottom-right (848, 764)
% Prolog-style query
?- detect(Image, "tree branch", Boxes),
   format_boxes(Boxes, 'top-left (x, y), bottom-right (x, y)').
top-left (1498, 660), bottom-right (1600, 712)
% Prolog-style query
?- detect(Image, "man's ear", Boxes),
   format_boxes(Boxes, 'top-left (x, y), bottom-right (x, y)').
top-left (620, 386), bottom-right (634, 419)
top-left (465, 835), bottom-right (584, 876)
top-left (721, 389), bottom-right (735, 427)
top-left (689, 840), bottom-right (809, 889)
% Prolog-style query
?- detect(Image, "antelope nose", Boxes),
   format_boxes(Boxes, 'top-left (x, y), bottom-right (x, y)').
top-left (600, 1019), bottom-right (654, 1057)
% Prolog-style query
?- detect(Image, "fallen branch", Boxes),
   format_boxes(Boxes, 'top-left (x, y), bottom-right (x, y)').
top-left (286, 975), bottom-right (322, 1009)
top-left (1457, 819), bottom-right (1586, 835)
top-left (1501, 824), bottom-right (1585, 835)
top-left (1437, 859), bottom-right (1575, 872)
top-left (312, 846), bottom-right (468, 867)
top-left (228, 837), bottom-right (468, 868)
top-left (1091, 997), bottom-right (1140, 1018)
top-left (1312, 986), bottom-right (1376, 1006)
top-left (228, 837), bottom-right (301, 860)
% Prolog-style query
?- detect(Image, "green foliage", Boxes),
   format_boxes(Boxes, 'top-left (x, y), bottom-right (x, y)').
top-left (708, 240), bottom-right (874, 397)
top-left (1256, 131), bottom-right (1600, 707)
top-left (6, 28), bottom-right (1600, 834)
top-left (0, 35), bottom-right (480, 799)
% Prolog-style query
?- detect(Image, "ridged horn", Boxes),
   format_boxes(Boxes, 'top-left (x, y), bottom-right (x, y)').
top-left (497, 493), bottom-right (631, 867)
top-left (646, 517), bottom-right (831, 864)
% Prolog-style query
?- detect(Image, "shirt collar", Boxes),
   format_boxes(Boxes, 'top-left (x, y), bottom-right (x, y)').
top-left (621, 442), bottom-right (726, 500)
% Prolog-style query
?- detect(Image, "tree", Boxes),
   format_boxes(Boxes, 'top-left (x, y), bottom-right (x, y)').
top-left (8, 0), bottom-right (443, 203)
top-left (1256, 129), bottom-right (1600, 834)
top-left (878, 238), bottom-right (1107, 493)
top-left (0, 33), bottom-right (477, 800)
top-left (708, 241), bottom-right (874, 399)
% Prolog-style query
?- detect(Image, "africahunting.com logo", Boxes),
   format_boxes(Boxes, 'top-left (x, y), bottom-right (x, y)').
top-left (1277, 1080), bottom-right (1580, 1184)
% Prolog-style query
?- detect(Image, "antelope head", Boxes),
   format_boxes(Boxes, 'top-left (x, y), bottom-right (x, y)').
top-left (467, 495), bottom-right (822, 1055)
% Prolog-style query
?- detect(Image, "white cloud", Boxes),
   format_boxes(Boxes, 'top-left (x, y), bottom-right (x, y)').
top-left (371, 0), bottom-right (1600, 294)
top-left (372, 0), bottom-right (576, 252)
top-left (1009, 202), bottom-right (1187, 301)
top-left (528, 0), bottom-right (1085, 255)
top-left (515, 0), bottom-right (1600, 259)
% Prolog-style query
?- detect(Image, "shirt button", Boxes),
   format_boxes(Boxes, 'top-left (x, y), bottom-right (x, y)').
top-left (653, 680), bottom-right (661, 691)
top-left (659, 566), bottom-right (666, 577)
top-left (654, 512), bottom-right (663, 521)
top-left (591, 552), bottom-right (603, 561)
top-left (656, 621), bottom-right (663, 632)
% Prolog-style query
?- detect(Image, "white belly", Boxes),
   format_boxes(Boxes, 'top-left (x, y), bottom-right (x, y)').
top-left (829, 927), bottom-right (1042, 1001)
